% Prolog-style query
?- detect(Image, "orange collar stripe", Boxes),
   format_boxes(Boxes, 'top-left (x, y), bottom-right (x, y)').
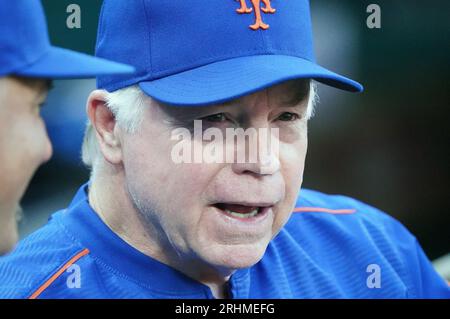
top-left (29, 248), bottom-right (90, 299)
top-left (293, 207), bottom-right (357, 215)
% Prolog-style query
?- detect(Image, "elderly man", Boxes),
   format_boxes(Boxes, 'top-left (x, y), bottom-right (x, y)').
top-left (0, 0), bottom-right (134, 255)
top-left (0, 1), bottom-right (448, 299)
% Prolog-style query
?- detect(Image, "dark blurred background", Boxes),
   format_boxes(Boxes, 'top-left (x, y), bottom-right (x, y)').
top-left (20, 0), bottom-right (449, 268)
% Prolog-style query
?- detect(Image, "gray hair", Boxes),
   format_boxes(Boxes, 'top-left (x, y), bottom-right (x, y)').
top-left (81, 81), bottom-right (318, 172)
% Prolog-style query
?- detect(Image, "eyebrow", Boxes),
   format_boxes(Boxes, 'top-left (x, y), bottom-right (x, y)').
top-left (217, 98), bottom-right (241, 107)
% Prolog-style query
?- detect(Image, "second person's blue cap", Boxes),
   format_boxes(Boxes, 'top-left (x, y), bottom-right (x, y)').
top-left (0, 0), bottom-right (135, 78)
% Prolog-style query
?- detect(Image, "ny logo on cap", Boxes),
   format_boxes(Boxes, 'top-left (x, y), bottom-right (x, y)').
top-left (236, 0), bottom-right (276, 30)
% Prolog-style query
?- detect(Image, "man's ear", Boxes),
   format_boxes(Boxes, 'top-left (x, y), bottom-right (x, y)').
top-left (86, 90), bottom-right (123, 165)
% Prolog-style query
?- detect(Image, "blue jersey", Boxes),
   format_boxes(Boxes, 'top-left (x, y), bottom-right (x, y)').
top-left (0, 183), bottom-right (448, 299)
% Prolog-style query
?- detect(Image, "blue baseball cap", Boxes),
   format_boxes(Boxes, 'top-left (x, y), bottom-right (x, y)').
top-left (96, 0), bottom-right (363, 106)
top-left (0, 0), bottom-right (134, 78)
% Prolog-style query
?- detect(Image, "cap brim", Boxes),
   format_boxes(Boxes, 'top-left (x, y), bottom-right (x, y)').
top-left (139, 55), bottom-right (363, 107)
top-left (15, 46), bottom-right (135, 79)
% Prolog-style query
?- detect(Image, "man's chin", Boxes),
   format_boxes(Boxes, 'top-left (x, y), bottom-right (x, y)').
top-left (206, 242), bottom-right (269, 270)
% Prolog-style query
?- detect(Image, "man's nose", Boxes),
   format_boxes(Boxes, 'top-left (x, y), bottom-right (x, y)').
top-left (230, 126), bottom-right (280, 175)
top-left (231, 150), bottom-right (280, 176)
top-left (42, 131), bottom-right (53, 163)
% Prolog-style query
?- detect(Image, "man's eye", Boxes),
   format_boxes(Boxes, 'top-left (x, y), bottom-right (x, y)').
top-left (201, 113), bottom-right (228, 123)
top-left (277, 112), bottom-right (300, 121)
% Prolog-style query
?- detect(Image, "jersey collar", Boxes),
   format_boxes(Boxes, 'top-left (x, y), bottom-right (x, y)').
top-left (59, 183), bottom-right (250, 298)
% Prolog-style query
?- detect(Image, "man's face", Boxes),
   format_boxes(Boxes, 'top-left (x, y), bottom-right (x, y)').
top-left (0, 76), bottom-right (52, 254)
top-left (122, 80), bottom-right (309, 271)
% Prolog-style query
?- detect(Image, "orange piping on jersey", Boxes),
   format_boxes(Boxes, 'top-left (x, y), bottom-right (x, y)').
top-left (29, 248), bottom-right (90, 299)
top-left (293, 207), bottom-right (357, 215)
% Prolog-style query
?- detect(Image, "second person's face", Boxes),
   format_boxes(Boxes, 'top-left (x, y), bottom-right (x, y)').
top-left (0, 76), bottom-right (53, 255)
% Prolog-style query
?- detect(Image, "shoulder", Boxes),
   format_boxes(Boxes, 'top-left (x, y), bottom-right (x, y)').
top-left (0, 211), bottom-right (90, 299)
top-left (288, 188), bottom-right (410, 241)
top-left (283, 188), bottom-right (419, 261)
top-left (266, 188), bottom-right (450, 298)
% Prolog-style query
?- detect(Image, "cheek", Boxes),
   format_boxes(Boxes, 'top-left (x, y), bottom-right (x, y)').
top-left (124, 136), bottom-right (204, 203)
top-left (282, 131), bottom-right (308, 184)
top-left (19, 116), bottom-right (52, 165)
top-left (0, 113), bottom-right (52, 200)
top-left (123, 134), bottom-right (222, 241)
top-left (272, 138), bottom-right (308, 232)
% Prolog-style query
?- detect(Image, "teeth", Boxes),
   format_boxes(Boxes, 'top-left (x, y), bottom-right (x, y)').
top-left (225, 208), bottom-right (259, 218)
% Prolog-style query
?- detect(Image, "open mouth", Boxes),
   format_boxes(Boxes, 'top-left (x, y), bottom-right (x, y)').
top-left (213, 203), bottom-right (268, 219)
